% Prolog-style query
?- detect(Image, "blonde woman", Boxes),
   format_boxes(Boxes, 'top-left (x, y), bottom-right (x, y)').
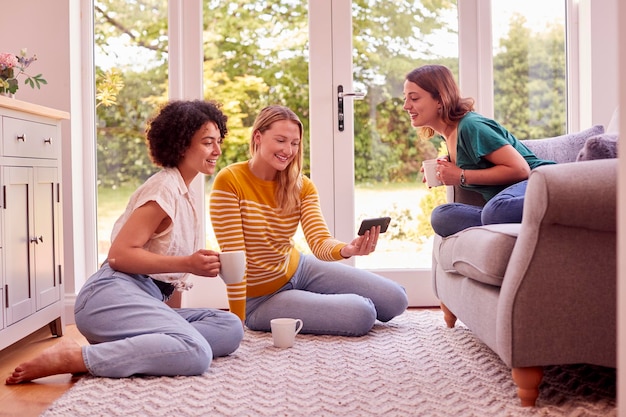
top-left (210, 105), bottom-right (408, 336)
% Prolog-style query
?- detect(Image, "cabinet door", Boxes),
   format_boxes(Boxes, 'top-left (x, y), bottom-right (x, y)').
top-left (34, 166), bottom-right (60, 309)
top-left (3, 166), bottom-right (35, 325)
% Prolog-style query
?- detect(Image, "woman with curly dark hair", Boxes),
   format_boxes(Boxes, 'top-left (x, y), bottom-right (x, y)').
top-left (6, 100), bottom-right (243, 385)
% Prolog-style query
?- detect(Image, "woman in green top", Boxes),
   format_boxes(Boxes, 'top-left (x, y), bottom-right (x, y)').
top-left (403, 64), bottom-right (554, 237)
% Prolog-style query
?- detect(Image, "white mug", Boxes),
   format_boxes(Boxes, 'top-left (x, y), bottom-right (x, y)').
top-left (422, 159), bottom-right (444, 187)
top-left (219, 250), bottom-right (246, 284)
top-left (270, 318), bottom-right (304, 348)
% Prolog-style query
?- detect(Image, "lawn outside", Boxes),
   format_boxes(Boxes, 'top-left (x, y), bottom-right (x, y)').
top-left (97, 184), bottom-right (436, 269)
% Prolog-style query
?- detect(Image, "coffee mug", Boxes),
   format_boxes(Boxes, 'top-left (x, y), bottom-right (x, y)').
top-left (422, 159), bottom-right (444, 187)
top-left (219, 250), bottom-right (246, 284)
top-left (270, 318), bottom-right (304, 348)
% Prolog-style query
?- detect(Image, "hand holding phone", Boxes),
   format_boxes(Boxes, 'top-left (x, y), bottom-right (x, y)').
top-left (358, 216), bottom-right (391, 236)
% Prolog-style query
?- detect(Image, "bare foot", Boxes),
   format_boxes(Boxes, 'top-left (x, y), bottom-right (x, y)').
top-left (5, 338), bottom-right (88, 384)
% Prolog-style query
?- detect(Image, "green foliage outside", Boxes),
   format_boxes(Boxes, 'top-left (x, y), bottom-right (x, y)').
top-left (493, 14), bottom-right (566, 139)
top-left (94, 1), bottom-right (566, 244)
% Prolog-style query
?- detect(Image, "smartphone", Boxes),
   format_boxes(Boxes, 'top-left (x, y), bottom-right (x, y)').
top-left (358, 216), bottom-right (391, 236)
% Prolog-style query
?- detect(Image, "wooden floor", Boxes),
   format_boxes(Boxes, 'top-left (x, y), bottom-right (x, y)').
top-left (0, 324), bottom-right (87, 417)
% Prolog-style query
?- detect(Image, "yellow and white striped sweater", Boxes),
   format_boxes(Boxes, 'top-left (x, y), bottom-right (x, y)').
top-left (209, 161), bottom-right (346, 321)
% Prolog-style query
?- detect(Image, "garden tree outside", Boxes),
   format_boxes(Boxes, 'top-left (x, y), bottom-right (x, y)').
top-left (493, 14), bottom-right (566, 140)
top-left (94, 0), bottom-right (565, 244)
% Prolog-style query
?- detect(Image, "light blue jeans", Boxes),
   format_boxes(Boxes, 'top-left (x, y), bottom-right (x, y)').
top-left (244, 254), bottom-right (409, 337)
top-left (431, 180), bottom-right (528, 237)
top-left (74, 263), bottom-right (243, 378)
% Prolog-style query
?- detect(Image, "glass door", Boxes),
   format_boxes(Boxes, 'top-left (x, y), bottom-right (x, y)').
top-left (310, 1), bottom-right (459, 306)
top-left (350, 1), bottom-right (459, 272)
top-left (93, 0), bottom-right (454, 307)
top-left (491, 0), bottom-right (567, 139)
top-left (190, 0), bottom-right (311, 308)
top-left (94, 0), bottom-right (169, 266)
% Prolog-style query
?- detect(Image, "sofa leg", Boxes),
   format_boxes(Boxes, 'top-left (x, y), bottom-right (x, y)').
top-left (440, 302), bottom-right (457, 328)
top-left (511, 366), bottom-right (543, 407)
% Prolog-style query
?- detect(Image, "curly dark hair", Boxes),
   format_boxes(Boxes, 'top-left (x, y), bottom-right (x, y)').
top-left (145, 100), bottom-right (228, 168)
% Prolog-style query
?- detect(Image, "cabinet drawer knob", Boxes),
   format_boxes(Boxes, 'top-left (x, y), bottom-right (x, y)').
top-left (30, 235), bottom-right (44, 244)
top-left (44, 137), bottom-right (52, 144)
top-left (17, 134), bottom-right (25, 142)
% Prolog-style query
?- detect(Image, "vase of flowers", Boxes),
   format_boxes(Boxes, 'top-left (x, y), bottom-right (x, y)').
top-left (0, 49), bottom-right (47, 97)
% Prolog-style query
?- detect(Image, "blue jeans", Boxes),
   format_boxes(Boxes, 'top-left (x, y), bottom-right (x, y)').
top-left (431, 180), bottom-right (528, 237)
top-left (74, 263), bottom-right (243, 378)
top-left (244, 254), bottom-right (408, 337)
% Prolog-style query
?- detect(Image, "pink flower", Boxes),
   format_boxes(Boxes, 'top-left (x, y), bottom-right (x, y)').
top-left (0, 49), bottom-right (46, 95)
top-left (0, 53), bottom-right (19, 70)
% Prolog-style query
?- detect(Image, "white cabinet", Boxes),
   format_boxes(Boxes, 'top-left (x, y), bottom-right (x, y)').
top-left (0, 96), bottom-right (68, 351)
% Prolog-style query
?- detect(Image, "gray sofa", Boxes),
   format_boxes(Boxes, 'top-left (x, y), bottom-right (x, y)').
top-left (431, 125), bottom-right (617, 407)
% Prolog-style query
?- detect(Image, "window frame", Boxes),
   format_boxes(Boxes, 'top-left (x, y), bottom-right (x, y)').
top-left (76, 0), bottom-right (598, 293)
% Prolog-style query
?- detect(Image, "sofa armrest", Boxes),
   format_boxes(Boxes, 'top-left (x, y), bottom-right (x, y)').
top-left (523, 159), bottom-right (616, 231)
top-left (496, 159), bottom-right (617, 368)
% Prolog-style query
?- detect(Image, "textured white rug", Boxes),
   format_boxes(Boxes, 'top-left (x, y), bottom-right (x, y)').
top-left (41, 310), bottom-right (615, 417)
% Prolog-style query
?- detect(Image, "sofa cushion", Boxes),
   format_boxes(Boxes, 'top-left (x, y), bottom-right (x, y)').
top-left (434, 223), bottom-right (520, 287)
top-left (576, 133), bottom-right (618, 161)
top-left (521, 125), bottom-right (604, 163)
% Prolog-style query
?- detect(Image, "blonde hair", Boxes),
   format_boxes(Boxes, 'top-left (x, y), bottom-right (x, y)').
top-left (249, 105), bottom-right (304, 213)
top-left (405, 65), bottom-right (475, 139)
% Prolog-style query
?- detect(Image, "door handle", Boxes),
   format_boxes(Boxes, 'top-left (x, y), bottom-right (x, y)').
top-left (337, 85), bottom-right (365, 132)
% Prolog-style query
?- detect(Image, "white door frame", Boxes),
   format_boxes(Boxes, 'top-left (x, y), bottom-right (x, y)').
top-left (309, 0), bottom-right (438, 307)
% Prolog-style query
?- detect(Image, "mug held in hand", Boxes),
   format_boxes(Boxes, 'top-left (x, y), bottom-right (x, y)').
top-left (218, 250), bottom-right (246, 284)
top-left (422, 159), bottom-right (444, 187)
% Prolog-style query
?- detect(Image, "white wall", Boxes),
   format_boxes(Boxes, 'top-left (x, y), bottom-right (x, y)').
top-left (0, 3), bottom-right (71, 111)
top-left (578, 0), bottom-right (619, 129)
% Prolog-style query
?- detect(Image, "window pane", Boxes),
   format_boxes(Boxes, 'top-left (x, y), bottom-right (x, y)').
top-left (491, 0), bottom-right (566, 139)
top-left (95, 0), bottom-right (169, 264)
top-left (353, 1), bottom-right (459, 270)
top-left (202, 1), bottom-right (310, 251)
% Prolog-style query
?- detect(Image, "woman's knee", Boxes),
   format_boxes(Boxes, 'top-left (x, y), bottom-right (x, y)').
top-left (481, 201), bottom-right (523, 225)
top-left (431, 206), bottom-right (461, 237)
top-left (482, 182), bottom-right (526, 225)
top-left (377, 284), bottom-right (408, 322)
top-left (175, 336), bottom-right (213, 375)
top-left (214, 314), bottom-right (244, 357)
top-left (430, 206), bottom-right (451, 236)
top-left (185, 355), bottom-right (212, 376)
top-left (350, 297), bottom-right (378, 336)
top-left (431, 203), bottom-right (483, 236)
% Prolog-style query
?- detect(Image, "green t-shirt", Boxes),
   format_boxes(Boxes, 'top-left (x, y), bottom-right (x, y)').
top-left (456, 112), bottom-right (555, 201)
